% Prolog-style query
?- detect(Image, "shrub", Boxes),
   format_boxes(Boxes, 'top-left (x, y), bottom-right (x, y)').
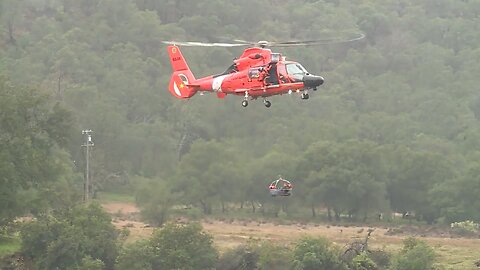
top-left (20, 203), bottom-right (119, 270)
top-left (450, 220), bottom-right (479, 236)
top-left (77, 256), bottom-right (105, 270)
top-left (150, 222), bottom-right (218, 270)
top-left (115, 240), bottom-right (154, 270)
top-left (256, 241), bottom-right (292, 270)
top-left (390, 238), bottom-right (435, 270)
top-left (116, 222), bottom-right (217, 270)
top-left (216, 245), bottom-right (259, 270)
top-left (368, 249), bottom-right (391, 269)
top-left (292, 237), bottom-right (347, 270)
top-left (351, 253), bottom-right (378, 270)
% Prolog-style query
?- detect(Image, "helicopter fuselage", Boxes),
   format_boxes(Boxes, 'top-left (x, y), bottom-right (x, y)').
top-left (167, 45), bottom-right (324, 107)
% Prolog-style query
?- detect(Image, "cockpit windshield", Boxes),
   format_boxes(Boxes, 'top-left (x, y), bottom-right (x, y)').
top-left (286, 63), bottom-right (308, 81)
top-left (286, 63), bottom-right (308, 75)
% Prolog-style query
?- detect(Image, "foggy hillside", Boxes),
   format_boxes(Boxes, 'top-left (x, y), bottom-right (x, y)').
top-left (2, 0), bottom-right (480, 269)
top-left (2, 0), bottom-right (480, 228)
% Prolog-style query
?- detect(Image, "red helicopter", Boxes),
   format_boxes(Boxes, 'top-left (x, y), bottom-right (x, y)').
top-left (164, 35), bottom-right (364, 108)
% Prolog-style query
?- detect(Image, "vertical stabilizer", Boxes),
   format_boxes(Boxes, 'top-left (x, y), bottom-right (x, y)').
top-left (167, 45), bottom-right (196, 98)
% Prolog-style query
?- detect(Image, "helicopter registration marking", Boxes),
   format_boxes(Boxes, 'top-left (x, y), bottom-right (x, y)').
top-left (212, 75), bottom-right (226, 92)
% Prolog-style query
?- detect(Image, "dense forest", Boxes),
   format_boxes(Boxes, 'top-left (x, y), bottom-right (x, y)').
top-left (1, 0), bottom-right (480, 268)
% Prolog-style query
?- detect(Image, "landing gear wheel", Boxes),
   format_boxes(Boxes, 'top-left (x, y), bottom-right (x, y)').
top-left (301, 93), bottom-right (309, 100)
top-left (242, 100), bottom-right (249, 107)
top-left (264, 100), bottom-right (271, 108)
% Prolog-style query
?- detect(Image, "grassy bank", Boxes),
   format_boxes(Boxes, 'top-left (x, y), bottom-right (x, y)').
top-left (0, 236), bottom-right (21, 257)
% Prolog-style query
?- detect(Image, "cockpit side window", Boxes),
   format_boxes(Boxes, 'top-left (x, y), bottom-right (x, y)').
top-left (286, 63), bottom-right (307, 82)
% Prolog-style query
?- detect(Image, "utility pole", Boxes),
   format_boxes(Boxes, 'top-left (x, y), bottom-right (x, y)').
top-left (82, 129), bottom-right (94, 202)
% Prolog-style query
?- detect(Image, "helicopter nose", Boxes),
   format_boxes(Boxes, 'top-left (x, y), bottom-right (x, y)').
top-left (303, 75), bottom-right (324, 88)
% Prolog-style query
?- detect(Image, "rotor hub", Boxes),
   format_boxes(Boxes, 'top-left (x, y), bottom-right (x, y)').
top-left (257, 40), bottom-right (269, 48)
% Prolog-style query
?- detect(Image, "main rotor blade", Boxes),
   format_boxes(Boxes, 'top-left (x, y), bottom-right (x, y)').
top-left (232, 39), bottom-right (256, 45)
top-left (269, 33), bottom-right (366, 47)
top-left (161, 41), bottom-right (246, 47)
top-left (162, 32), bottom-right (365, 48)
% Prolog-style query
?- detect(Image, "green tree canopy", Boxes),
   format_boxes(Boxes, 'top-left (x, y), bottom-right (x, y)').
top-left (116, 222), bottom-right (217, 270)
top-left (0, 76), bottom-right (76, 226)
top-left (21, 203), bottom-right (119, 270)
top-left (292, 237), bottom-right (347, 270)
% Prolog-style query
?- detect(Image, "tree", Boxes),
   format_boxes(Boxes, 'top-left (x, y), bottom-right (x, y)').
top-left (149, 223), bottom-right (217, 270)
top-left (435, 160), bottom-right (480, 223)
top-left (297, 140), bottom-right (387, 221)
top-left (386, 146), bottom-right (456, 223)
top-left (245, 149), bottom-right (299, 216)
top-left (4, 0), bottom-right (480, 225)
top-left (135, 177), bottom-right (176, 226)
top-left (20, 203), bottom-right (119, 270)
top-left (115, 240), bottom-right (154, 270)
top-left (0, 0), bottom-right (24, 45)
top-left (116, 223), bottom-right (217, 270)
top-left (0, 76), bottom-right (75, 226)
top-left (174, 139), bottom-right (242, 214)
top-left (292, 237), bottom-right (347, 270)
